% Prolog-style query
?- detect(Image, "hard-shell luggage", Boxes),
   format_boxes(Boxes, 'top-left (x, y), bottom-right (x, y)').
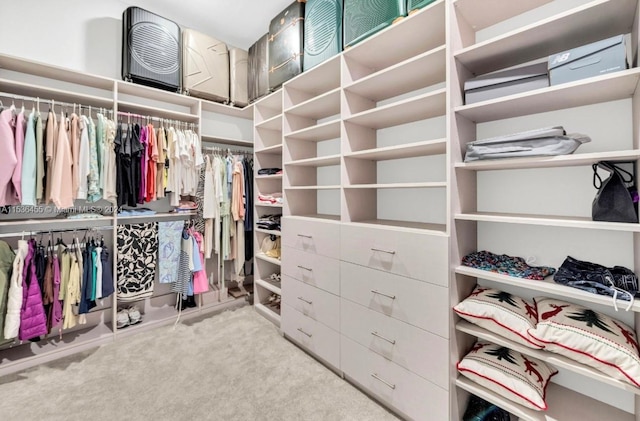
top-left (269, 0), bottom-right (305, 91)
top-left (343, 0), bottom-right (406, 49)
top-left (249, 33), bottom-right (270, 103)
top-left (122, 7), bottom-right (181, 92)
top-left (304, 0), bottom-right (343, 71)
top-left (408, 0), bottom-right (438, 14)
top-left (182, 28), bottom-right (230, 103)
top-left (230, 48), bottom-right (249, 107)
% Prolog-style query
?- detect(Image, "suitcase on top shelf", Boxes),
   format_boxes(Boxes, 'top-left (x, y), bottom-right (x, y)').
top-left (230, 48), bottom-right (249, 107)
top-left (304, 0), bottom-right (343, 71)
top-left (249, 33), bottom-right (270, 103)
top-left (343, 0), bottom-right (407, 49)
top-left (269, 0), bottom-right (305, 91)
top-left (122, 7), bottom-right (181, 92)
top-left (182, 28), bottom-right (230, 103)
top-left (408, 0), bottom-right (437, 14)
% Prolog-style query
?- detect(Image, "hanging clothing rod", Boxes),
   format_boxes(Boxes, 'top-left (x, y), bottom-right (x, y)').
top-left (203, 146), bottom-right (253, 156)
top-left (116, 110), bottom-right (198, 128)
top-left (0, 91), bottom-right (113, 116)
top-left (0, 225), bottom-right (113, 239)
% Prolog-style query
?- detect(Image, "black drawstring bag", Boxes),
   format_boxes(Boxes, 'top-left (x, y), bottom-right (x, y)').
top-left (592, 161), bottom-right (638, 223)
top-left (463, 395), bottom-right (510, 421)
top-left (554, 256), bottom-right (639, 304)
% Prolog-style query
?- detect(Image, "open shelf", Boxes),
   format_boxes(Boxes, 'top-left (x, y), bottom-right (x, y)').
top-left (255, 278), bottom-right (282, 295)
top-left (456, 376), bottom-right (634, 421)
top-left (285, 185), bottom-right (340, 190)
top-left (0, 78), bottom-right (113, 108)
top-left (117, 101), bottom-right (198, 122)
top-left (343, 0), bottom-right (446, 71)
top-left (345, 139), bottom-right (447, 161)
top-left (256, 174), bottom-right (282, 180)
top-left (344, 220), bottom-right (447, 235)
top-left (255, 303), bottom-right (281, 325)
top-left (452, 0), bottom-right (553, 32)
top-left (117, 211), bottom-right (195, 224)
top-left (455, 265), bottom-right (640, 313)
top-left (117, 80), bottom-right (197, 107)
top-left (284, 119), bottom-right (341, 141)
top-left (201, 134), bottom-right (253, 148)
top-left (455, 150), bottom-right (640, 171)
top-left (457, 320), bottom-right (640, 394)
top-left (290, 214), bottom-right (341, 222)
top-left (200, 98), bottom-right (253, 119)
top-left (345, 182), bottom-right (446, 189)
top-left (455, 68), bottom-right (640, 123)
top-left (255, 228), bottom-right (281, 236)
top-left (344, 45), bottom-right (446, 101)
top-left (285, 155), bottom-right (341, 167)
top-left (284, 55), bottom-right (341, 95)
top-left (255, 253), bottom-right (282, 266)
top-left (255, 114), bottom-right (283, 131)
top-left (345, 89), bottom-right (447, 129)
top-left (455, 211), bottom-right (640, 232)
top-left (256, 203), bottom-right (283, 209)
top-left (0, 216), bottom-right (114, 235)
top-left (284, 87), bottom-right (340, 120)
top-left (255, 144), bottom-right (283, 155)
top-left (454, 0), bottom-right (637, 75)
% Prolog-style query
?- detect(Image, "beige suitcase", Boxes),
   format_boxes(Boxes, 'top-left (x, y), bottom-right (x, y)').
top-left (229, 48), bottom-right (249, 107)
top-left (182, 28), bottom-right (229, 103)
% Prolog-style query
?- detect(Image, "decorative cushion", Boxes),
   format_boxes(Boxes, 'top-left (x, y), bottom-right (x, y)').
top-left (454, 286), bottom-right (543, 349)
top-left (457, 341), bottom-right (557, 411)
top-left (529, 297), bottom-right (640, 388)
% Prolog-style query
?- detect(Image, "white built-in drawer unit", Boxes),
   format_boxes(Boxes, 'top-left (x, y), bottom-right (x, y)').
top-left (282, 217), bottom-right (340, 259)
top-left (282, 276), bottom-right (340, 331)
top-left (340, 224), bottom-right (447, 285)
top-left (340, 298), bottom-right (448, 388)
top-left (282, 304), bottom-right (340, 370)
top-left (281, 246), bottom-right (340, 295)
top-left (341, 336), bottom-right (448, 421)
top-left (340, 261), bottom-right (449, 339)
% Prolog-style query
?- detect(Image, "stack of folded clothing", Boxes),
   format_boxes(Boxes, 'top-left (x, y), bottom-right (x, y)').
top-left (257, 192), bottom-right (283, 205)
top-left (257, 214), bottom-right (281, 231)
top-left (257, 168), bottom-right (282, 176)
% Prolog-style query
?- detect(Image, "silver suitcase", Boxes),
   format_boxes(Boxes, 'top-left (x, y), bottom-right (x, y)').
top-left (230, 48), bottom-right (249, 107)
top-left (182, 28), bottom-right (230, 103)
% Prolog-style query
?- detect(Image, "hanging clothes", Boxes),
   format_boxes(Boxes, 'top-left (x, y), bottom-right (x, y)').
top-left (50, 113), bottom-right (74, 209)
top-left (158, 220), bottom-right (183, 284)
top-left (156, 126), bottom-right (167, 199)
top-left (192, 231), bottom-right (208, 294)
top-left (21, 110), bottom-right (37, 206)
top-left (146, 124), bottom-right (158, 202)
top-left (35, 111), bottom-right (44, 202)
top-left (117, 223), bottom-right (158, 302)
top-left (63, 245), bottom-right (80, 330)
top-left (19, 239), bottom-right (48, 341)
top-left (0, 108), bottom-right (18, 206)
top-left (100, 245), bottom-right (114, 298)
top-left (103, 118), bottom-right (118, 204)
top-left (0, 240), bottom-right (16, 343)
top-left (243, 156), bottom-right (254, 262)
top-left (43, 110), bottom-right (56, 204)
top-left (172, 227), bottom-right (193, 296)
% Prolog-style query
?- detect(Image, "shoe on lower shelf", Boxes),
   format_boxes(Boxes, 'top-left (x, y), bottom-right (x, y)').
top-left (117, 309), bottom-right (130, 329)
top-left (128, 306), bottom-right (142, 325)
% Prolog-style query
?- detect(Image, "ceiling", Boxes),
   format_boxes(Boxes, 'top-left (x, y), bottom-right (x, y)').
top-left (119, 0), bottom-right (294, 49)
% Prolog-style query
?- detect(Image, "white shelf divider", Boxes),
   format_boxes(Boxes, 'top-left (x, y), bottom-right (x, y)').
top-left (452, 0), bottom-right (553, 32)
top-left (284, 88), bottom-right (340, 120)
top-left (117, 100), bottom-right (198, 122)
top-left (255, 253), bottom-right (282, 266)
top-left (345, 139), bottom-right (447, 161)
top-left (285, 155), bottom-right (341, 167)
top-left (255, 144), bottom-right (283, 155)
top-left (345, 182), bottom-right (446, 189)
top-left (284, 119), bottom-right (341, 141)
top-left (255, 278), bottom-right (282, 295)
top-left (255, 114), bottom-right (283, 131)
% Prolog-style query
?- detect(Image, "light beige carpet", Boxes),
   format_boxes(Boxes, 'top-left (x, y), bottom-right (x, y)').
top-left (0, 305), bottom-right (399, 421)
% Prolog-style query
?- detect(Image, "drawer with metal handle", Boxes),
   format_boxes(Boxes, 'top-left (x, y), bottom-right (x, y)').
top-left (282, 275), bottom-right (340, 331)
top-left (282, 216), bottom-right (340, 259)
top-left (281, 246), bottom-right (340, 295)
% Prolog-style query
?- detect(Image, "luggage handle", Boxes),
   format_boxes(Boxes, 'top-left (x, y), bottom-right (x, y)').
top-left (269, 52), bottom-right (303, 73)
top-left (269, 17), bottom-right (304, 42)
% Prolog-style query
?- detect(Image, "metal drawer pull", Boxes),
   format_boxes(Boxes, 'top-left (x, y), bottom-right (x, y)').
top-left (370, 247), bottom-right (396, 255)
top-left (371, 373), bottom-right (396, 390)
top-left (297, 296), bottom-right (313, 304)
top-left (297, 328), bottom-right (312, 337)
top-left (370, 289), bottom-right (396, 300)
top-left (297, 265), bottom-right (313, 271)
top-left (371, 331), bottom-right (396, 345)
top-left (297, 234), bottom-right (313, 239)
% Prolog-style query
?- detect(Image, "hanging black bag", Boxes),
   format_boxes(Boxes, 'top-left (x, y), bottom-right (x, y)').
top-left (592, 161), bottom-right (638, 223)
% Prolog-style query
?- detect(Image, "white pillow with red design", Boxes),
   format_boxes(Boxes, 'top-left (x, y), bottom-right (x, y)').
top-left (529, 297), bottom-right (640, 388)
top-left (454, 286), bottom-right (543, 349)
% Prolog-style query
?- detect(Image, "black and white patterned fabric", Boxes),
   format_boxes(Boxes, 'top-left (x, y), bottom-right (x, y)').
top-left (192, 165), bottom-right (206, 234)
top-left (117, 223), bottom-right (158, 302)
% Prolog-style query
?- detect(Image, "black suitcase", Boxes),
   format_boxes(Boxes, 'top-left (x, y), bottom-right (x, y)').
top-left (408, 0), bottom-right (437, 14)
top-left (343, 0), bottom-right (406, 49)
top-left (249, 33), bottom-right (270, 103)
top-left (122, 7), bottom-right (182, 92)
top-left (269, 0), bottom-right (305, 91)
top-left (304, 0), bottom-right (343, 71)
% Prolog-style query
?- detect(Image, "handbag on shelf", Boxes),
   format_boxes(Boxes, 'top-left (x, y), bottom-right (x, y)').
top-left (554, 256), bottom-right (639, 309)
top-left (592, 161), bottom-right (638, 223)
top-left (260, 235), bottom-right (281, 259)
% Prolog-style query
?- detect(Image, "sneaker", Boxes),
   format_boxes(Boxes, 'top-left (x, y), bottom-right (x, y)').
top-left (117, 309), bottom-right (130, 329)
top-left (127, 306), bottom-right (142, 325)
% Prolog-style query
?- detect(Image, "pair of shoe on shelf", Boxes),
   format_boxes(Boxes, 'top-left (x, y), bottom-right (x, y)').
top-left (176, 295), bottom-right (197, 311)
top-left (269, 273), bottom-right (281, 283)
top-left (267, 293), bottom-right (281, 310)
top-left (117, 306), bottom-right (142, 328)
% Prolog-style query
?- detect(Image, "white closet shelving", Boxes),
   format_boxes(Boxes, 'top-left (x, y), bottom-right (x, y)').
top-left (253, 90), bottom-right (284, 326)
top-left (450, 0), bottom-right (640, 420)
top-left (0, 53), bottom-right (253, 376)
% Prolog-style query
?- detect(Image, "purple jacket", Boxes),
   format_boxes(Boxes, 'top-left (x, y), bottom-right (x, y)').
top-left (19, 240), bottom-right (47, 341)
